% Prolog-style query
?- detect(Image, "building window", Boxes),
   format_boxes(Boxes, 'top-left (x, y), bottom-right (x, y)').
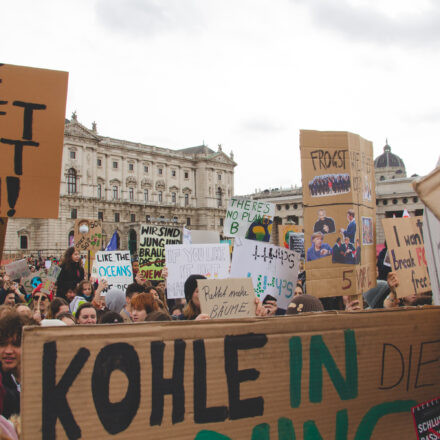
top-left (130, 213), bottom-right (136, 222)
top-left (20, 235), bottom-right (28, 249)
top-left (185, 193), bottom-right (189, 206)
top-left (380, 176), bottom-right (385, 181)
top-left (113, 186), bottom-right (119, 200)
top-left (277, 205), bottom-right (282, 210)
top-left (146, 215), bottom-right (151, 222)
top-left (216, 187), bottom-right (222, 208)
top-left (144, 190), bottom-right (148, 202)
top-left (71, 208), bottom-right (77, 219)
top-left (159, 216), bottom-right (165, 221)
top-left (158, 191), bottom-right (163, 203)
top-left (172, 192), bottom-right (176, 203)
top-left (129, 187), bottom-right (134, 201)
top-left (383, 200), bottom-right (388, 206)
top-left (115, 212), bottom-right (120, 222)
top-left (67, 168), bottom-right (77, 194)
top-left (220, 218), bottom-right (224, 226)
top-left (293, 204), bottom-right (298, 209)
top-left (285, 204), bottom-right (290, 209)
top-left (392, 199), bottom-right (398, 205)
top-left (113, 161), bottom-right (118, 169)
top-left (186, 217), bottom-right (191, 226)
top-left (218, 174), bottom-right (221, 181)
top-left (173, 216), bottom-right (178, 223)
top-left (158, 168), bottom-right (163, 175)
top-left (403, 197), bottom-right (408, 204)
top-left (69, 151), bottom-right (76, 159)
top-left (144, 165), bottom-right (148, 173)
top-left (98, 211), bottom-right (103, 221)
top-left (128, 163), bottom-right (134, 171)
top-left (97, 184), bottom-right (102, 199)
top-left (172, 170), bottom-right (176, 177)
top-left (184, 172), bottom-right (189, 179)
top-left (413, 197), bottom-right (419, 203)
top-left (97, 158), bottom-right (102, 167)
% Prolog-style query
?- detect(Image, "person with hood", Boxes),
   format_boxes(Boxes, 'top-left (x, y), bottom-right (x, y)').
top-left (106, 288), bottom-right (131, 323)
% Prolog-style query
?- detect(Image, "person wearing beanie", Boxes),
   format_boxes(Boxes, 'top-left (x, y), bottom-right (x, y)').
top-left (286, 294), bottom-right (324, 315)
top-left (182, 275), bottom-right (207, 320)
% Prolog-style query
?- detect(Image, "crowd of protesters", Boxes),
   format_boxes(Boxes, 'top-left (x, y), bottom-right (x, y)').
top-left (0, 244), bottom-right (433, 437)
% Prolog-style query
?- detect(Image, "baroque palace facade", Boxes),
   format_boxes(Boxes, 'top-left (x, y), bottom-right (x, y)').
top-left (4, 114), bottom-right (236, 256)
top-left (248, 141), bottom-right (424, 246)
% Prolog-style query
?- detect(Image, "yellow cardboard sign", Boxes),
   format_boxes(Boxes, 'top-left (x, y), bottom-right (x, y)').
top-left (0, 64), bottom-right (68, 218)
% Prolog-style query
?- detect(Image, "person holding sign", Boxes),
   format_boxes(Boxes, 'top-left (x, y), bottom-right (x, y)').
top-left (306, 232), bottom-right (332, 261)
top-left (56, 247), bottom-right (85, 300)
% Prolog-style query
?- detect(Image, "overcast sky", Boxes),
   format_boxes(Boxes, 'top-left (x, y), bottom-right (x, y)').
top-left (2, 0), bottom-right (439, 195)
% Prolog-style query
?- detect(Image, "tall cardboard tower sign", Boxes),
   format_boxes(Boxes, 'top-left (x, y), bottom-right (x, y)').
top-left (300, 130), bottom-right (376, 297)
top-left (0, 64), bottom-right (68, 218)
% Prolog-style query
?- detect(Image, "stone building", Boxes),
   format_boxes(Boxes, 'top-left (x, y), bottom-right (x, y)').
top-left (247, 141), bottom-right (424, 246)
top-left (4, 115), bottom-right (236, 256)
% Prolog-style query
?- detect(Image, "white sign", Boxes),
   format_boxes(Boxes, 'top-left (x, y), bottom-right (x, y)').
top-left (92, 250), bottom-right (133, 292)
top-left (5, 258), bottom-right (30, 280)
top-left (223, 197), bottom-right (275, 241)
top-left (230, 238), bottom-right (300, 310)
top-left (165, 243), bottom-right (230, 299)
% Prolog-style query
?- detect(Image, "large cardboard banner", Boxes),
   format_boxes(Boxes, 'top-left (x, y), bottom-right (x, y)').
top-left (300, 130), bottom-right (376, 297)
top-left (21, 307), bottom-right (440, 439)
top-left (5, 258), bottom-right (30, 280)
top-left (165, 243), bottom-right (230, 299)
top-left (0, 217), bottom-right (6, 261)
top-left (382, 217), bottom-right (431, 297)
top-left (0, 64), bottom-right (68, 218)
top-left (224, 197), bottom-right (275, 242)
top-left (197, 278), bottom-right (256, 319)
top-left (230, 238), bottom-right (300, 310)
top-left (277, 224), bottom-right (303, 248)
top-left (139, 224), bottom-right (182, 280)
top-left (92, 250), bottom-right (133, 293)
top-left (74, 219), bottom-right (102, 252)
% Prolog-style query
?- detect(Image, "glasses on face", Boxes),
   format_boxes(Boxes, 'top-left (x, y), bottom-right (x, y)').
top-left (34, 296), bottom-right (48, 301)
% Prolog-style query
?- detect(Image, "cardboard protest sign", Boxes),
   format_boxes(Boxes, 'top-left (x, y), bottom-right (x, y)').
top-left (423, 208), bottom-right (440, 305)
top-left (189, 230), bottom-right (220, 244)
top-left (40, 264), bottom-right (61, 296)
top-left (411, 397), bottom-right (440, 439)
top-left (0, 64), bottom-right (68, 218)
top-left (412, 166), bottom-right (440, 221)
top-left (92, 250), bottom-right (133, 292)
top-left (224, 197), bottom-right (275, 241)
top-left (197, 278), bottom-right (256, 319)
top-left (74, 219), bottom-right (102, 252)
top-left (165, 243), bottom-right (230, 299)
top-left (21, 269), bottom-right (46, 295)
top-left (21, 307), bottom-right (440, 439)
top-left (0, 217), bottom-right (6, 261)
top-left (382, 217), bottom-right (431, 297)
top-left (230, 238), bottom-right (300, 310)
top-left (5, 258), bottom-right (30, 280)
top-left (301, 130), bottom-right (376, 297)
top-left (139, 224), bottom-right (182, 280)
top-left (278, 224), bottom-right (303, 248)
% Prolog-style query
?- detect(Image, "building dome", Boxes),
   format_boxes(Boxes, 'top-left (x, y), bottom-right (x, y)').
top-left (374, 140), bottom-right (406, 181)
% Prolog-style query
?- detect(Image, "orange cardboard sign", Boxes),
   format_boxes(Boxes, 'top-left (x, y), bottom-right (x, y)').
top-left (300, 130), bottom-right (376, 297)
top-left (0, 64), bottom-right (68, 218)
